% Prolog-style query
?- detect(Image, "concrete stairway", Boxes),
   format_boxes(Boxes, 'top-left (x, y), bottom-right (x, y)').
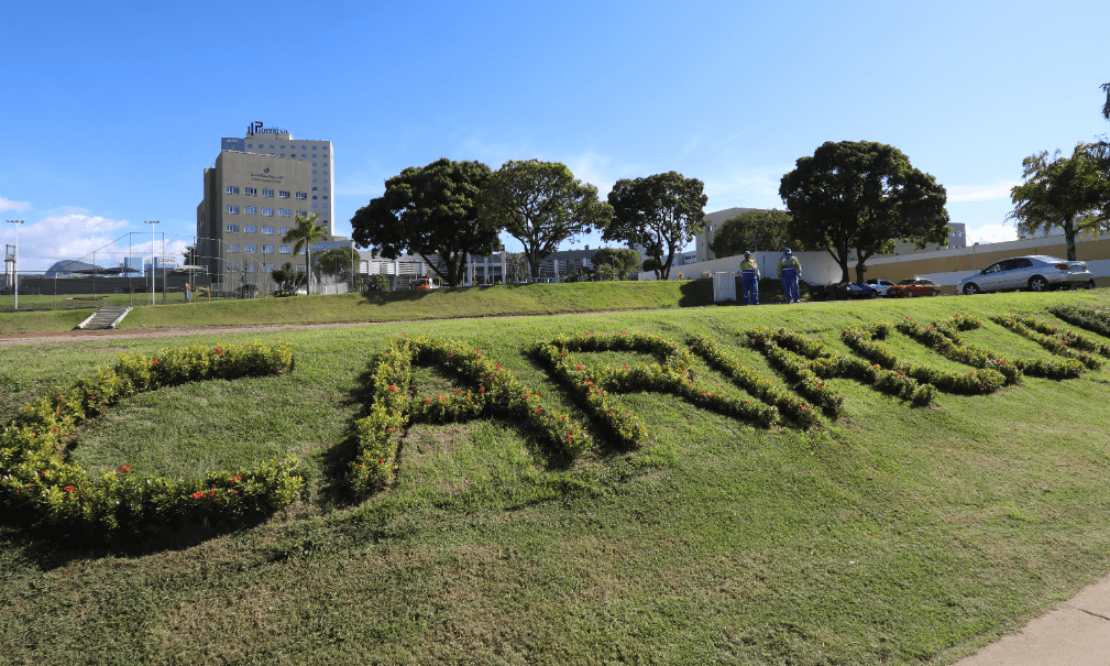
top-left (78, 306), bottom-right (131, 330)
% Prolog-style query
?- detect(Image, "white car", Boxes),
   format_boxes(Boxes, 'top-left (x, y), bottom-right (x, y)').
top-left (957, 255), bottom-right (1093, 295)
top-left (864, 278), bottom-right (895, 296)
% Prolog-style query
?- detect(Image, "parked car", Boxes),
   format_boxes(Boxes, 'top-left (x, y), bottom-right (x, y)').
top-left (411, 277), bottom-right (440, 290)
top-left (956, 255), bottom-right (1093, 295)
top-left (864, 278), bottom-right (895, 296)
top-left (887, 278), bottom-right (941, 297)
top-left (846, 283), bottom-right (881, 298)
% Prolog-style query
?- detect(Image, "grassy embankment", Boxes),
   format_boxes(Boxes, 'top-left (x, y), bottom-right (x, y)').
top-left (0, 281), bottom-right (715, 336)
top-left (2, 290), bottom-right (1110, 664)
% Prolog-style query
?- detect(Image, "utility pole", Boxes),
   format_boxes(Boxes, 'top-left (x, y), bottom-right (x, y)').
top-left (145, 221), bottom-right (159, 305)
top-left (5, 220), bottom-right (23, 310)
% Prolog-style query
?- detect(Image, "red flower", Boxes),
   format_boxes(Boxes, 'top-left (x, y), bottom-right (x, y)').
top-left (152, 359), bottom-right (159, 365)
top-left (387, 427), bottom-right (394, 433)
top-left (190, 491), bottom-right (205, 500)
top-left (63, 486), bottom-right (76, 493)
top-left (119, 465), bottom-right (133, 474)
top-left (231, 476), bottom-right (242, 483)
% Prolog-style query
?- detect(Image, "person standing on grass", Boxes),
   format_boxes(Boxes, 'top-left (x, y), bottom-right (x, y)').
top-left (740, 251), bottom-right (760, 305)
top-left (779, 248), bottom-right (802, 304)
top-left (184, 282), bottom-right (191, 303)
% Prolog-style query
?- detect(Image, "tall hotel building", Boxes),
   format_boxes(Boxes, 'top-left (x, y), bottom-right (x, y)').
top-left (196, 123), bottom-right (334, 284)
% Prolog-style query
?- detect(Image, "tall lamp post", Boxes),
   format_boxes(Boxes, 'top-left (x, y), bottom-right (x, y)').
top-left (145, 220), bottom-right (159, 306)
top-left (5, 220), bottom-right (24, 310)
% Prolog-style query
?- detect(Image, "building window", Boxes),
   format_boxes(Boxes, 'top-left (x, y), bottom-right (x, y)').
top-left (244, 207), bottom-right (257, 215)
top-left (262, 226), bottom-right (274, 235)
top-left (296, 265), bottom-right (305, 271)
top-left (296, 210), bottom-right (308, 217)
top-left (244, 225), bottom-right (257, 234)
top-left (312, 162), bottom-right (317, 166)
top-left (312, 204), bottom-right (318, 208)
top-left (280, 153), bottom-right (285, 157)
top-left (264, 264), bottom-right (274, 272)
top-left (262, 189), bottom-right (274, 197)
top-left (312, 187), bottom-right (318, 192)
top-left (279, 246), bottom-right (292, 254)
top-left (226, 205), bottom-right (239, 214)
top-left (226, 224), bottom-right (240, 233)
top-left (279, 209), bottom-right (292, 217)
top-left (244, 187), bottom-right (257, 196)
top-left (226, 186), bottom-right (240, 195)
top-left (263, 245), bottom-right (274, 253)
top-left (279, 190), bottom-right (290, 198)
top-left (312, 171), bottom-right (317, 175)
top-left (262, 208), bottom-right (274, 217)
top-left (245, 245), bottom-right (257, 253)
top-left (228, 244), bottom-right (240, 252)
top-left (312, 179), bottom-right (317, 183)
top-left (312, 195), bottom-right (318, 200)
top-left (279, 227), bottom-right (291, 235)
top-left (296, 192), bottom-right (307, 200)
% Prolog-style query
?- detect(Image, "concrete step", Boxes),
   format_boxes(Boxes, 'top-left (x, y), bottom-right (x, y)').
top-left (78, 306), bottom-right (132, 330)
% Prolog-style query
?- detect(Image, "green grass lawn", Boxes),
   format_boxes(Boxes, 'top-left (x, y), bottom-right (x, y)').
top-left (3, 290), bottom-right (1110, 664)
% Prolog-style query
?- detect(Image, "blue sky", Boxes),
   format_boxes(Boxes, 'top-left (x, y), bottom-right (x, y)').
top-left (3, 0), bottom-right (1108, 270)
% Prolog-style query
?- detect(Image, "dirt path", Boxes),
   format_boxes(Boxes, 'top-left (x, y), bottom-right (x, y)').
top-left (0, 321), bottom-right (389, 347)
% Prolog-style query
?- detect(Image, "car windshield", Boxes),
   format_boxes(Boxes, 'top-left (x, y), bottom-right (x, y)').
top-left (897, 280), bottom-right (915, 285)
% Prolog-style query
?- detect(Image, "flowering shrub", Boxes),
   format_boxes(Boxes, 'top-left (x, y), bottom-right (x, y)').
top-left (1048, 305), bottom-right (1110, 342)
top-left (841, 322), bottom-right (1008, 395)
top-left (531, 332), bottom-right (781, 435)
top-left (686, 336), bottom-right (819, 427)
top-left (997, 314), bottom-right (1110, 359)
top-left (898, 315), bottom-right (1080, 380)
top-left (745, 327), bottom-right (935, 408)
top-left (0, 340), bottom-right (303, 537)
top-left (988, 315), bottom-right (1097, 372)
top-left (350, 336), bottom-right (591, 494)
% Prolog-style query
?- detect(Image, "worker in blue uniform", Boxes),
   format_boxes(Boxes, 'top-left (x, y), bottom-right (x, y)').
top-left (778, 248), bottom-right (802, 304)
top-left (740, 251), bottom-right (760, 305)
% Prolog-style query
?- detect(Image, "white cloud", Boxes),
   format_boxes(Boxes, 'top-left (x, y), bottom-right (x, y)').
top-left (0, 196), bottom-right (31, 213)
top-left (946, 181), bottom-right (1021, 203)
top-left (9, 215), bottom-right (195, 270)
top-left (703, 170), bottom-right (787, 211)
top-left (966, 223), bottom-right (1017, 244)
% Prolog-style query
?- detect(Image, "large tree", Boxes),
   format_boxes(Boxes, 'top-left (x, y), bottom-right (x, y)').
top-left (709, 209), bottom-right (802, 259)
top-left (478, 160), bottom-right (612, 279)
top-left (779, 141), bottom-right (949, 283)
top-left (316, 246), bottom-right (355, 282)
top-left (350, 158), bottom-right (500, 287)
top-left (603, 172), bottom-right (707, 280)
top-left (283, 213), bottom-right (328, 295)
top-left (1008, 143), bottom-right (1108, 261)
top-left (590, 248), bottom-right (641, 280)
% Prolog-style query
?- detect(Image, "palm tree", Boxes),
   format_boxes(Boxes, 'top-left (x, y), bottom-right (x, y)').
top-left (283, 213), bottom-right (327, 295)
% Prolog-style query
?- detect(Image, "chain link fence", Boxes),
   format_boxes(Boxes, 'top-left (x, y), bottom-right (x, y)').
top-left (1, 230), bottom-right (357, 311)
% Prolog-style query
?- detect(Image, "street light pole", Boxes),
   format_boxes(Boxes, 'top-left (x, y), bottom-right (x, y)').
top-left (145, 221), bottom-right (159, 306)
top-left (5, 220), bottom-right (23, 310)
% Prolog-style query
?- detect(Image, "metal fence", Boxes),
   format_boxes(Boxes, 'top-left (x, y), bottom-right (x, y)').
top-left (1, 229), bottom-right (357, 311)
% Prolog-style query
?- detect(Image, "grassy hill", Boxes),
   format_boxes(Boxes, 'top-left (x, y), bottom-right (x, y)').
top-left (2, 289), bottom-right (1110, 665)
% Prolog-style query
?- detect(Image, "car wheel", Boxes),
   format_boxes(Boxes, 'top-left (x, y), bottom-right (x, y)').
top-left (1028, 276), bottom-right (1048, 292)
top-left (963, 283), bottom-right (979, 295)
top-left (869, 290), bottom-right (879, 298)
top-left (907, 290), bottom-right (914, 297)
top-left (1087, 280), bottom-right (1096, 290)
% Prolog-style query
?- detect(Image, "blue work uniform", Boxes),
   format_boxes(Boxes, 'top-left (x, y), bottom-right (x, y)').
top-left (740, 258), bottom-right (760, 305)
top-left (778, 255), bottom-right (802, 304)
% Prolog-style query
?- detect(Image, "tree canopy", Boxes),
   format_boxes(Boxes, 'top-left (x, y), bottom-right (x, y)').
top-left (478, 160), bottom-right (612, 279)
top-left (603, 172), bottom-right (707, 280)
top-left (282, 213), bottom-right (328, 295)
top-left (316, 246), bottom-right (355, 281)
top-left (590, 248), bottom-right (641, 280)
top-left (709, 209), bottom-right (802, 259)
top-left (1008, 143), bottom-right (1108, 261)
top-left (350, 158), bottom-right (500, 287)
top-left (779, 141), bottom-right (949, 283)
top-left (1101, 82), bottom-right (1110, 121)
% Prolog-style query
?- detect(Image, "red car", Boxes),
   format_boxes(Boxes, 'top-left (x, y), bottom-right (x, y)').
top-left (887, 278), bottom-right (940, 297)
